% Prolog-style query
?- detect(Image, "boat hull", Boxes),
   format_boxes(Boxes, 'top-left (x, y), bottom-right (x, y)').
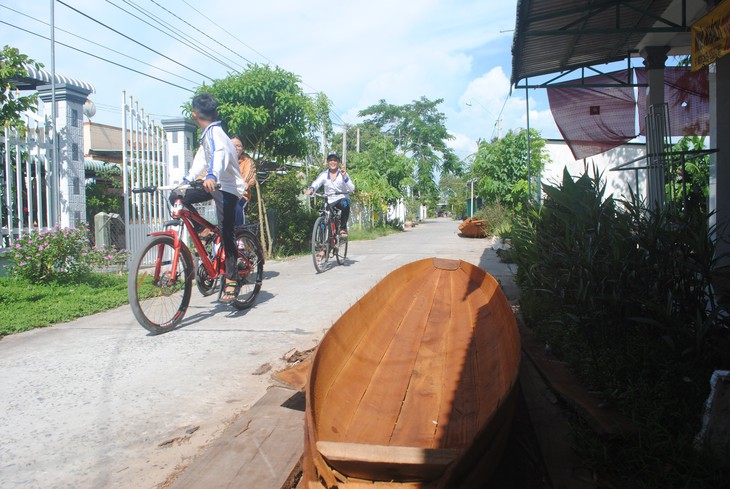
top-left (304, 258), bottom-right (521, 488)
top-left (458, 217), bottom-right (487, 238)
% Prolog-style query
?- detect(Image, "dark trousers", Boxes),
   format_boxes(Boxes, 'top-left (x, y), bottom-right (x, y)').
top-left (218, 191), bottom-right (239, 281)
top-left (330, 198), bottom-right (350, 230)
top-left (170, 188), bottom-right (238, 281)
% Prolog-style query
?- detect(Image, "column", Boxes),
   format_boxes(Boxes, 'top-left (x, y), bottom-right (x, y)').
top-left (38, 83), bottom-right (92, 228)
top-left (640, 46), bottom-right (670, 211)
top-left (161, 118), bottom-right (197, 184)
top-left (709, 55), bottom-right (730, 268)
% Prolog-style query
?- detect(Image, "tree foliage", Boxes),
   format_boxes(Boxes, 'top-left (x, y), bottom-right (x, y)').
top-left (191, 64), bottom-right (317, 256)
top-left (470, 128), bottom-right (549, 211)
top-left (0, 45), bottom-right (41, 129)
top-left (193, 64), bottom-right (316, 163)
top-left (358, 97), bottom-right (459, 201)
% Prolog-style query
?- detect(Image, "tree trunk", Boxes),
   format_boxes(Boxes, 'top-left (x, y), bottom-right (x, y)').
top-left (253, 178), bottom-right (269, 258)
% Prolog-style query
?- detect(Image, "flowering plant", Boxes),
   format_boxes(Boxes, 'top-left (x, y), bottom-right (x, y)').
top-left (4, 223), bottom-right (128, 282)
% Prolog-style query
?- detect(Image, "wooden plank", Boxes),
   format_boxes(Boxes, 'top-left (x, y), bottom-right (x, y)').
top-left (438, 268), bottom-right (479, 447)
top-left (168, 386), bottom-right (303, 489)
top-left (318, 265), bottom-right (436, 443)
top-left (518, 316), bottom-right (637, 436)
top-left (519, 355), bottom-right (595, 489)
top-left (344, 268), bottom-right (441, 445)
top-left (390, 269), bottom-right (450, 448)
top-left (317, 440), bottom-right (460, 482)
top-left (316, 441), bottom-right (460, 466)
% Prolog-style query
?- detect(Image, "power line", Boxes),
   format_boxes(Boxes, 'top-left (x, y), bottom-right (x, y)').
top-left (0, 3), bottom-right (199, 86)
top-left (179, 0), bottom-right (269, 66)
top-left (148, 0), bottom-right (253, 69)
top-left (56, 0), bottom-right (212, 81)
top-left (0, 20), bottom-right (195, 93)
top-left (108, 0), bottom-right (239, 72)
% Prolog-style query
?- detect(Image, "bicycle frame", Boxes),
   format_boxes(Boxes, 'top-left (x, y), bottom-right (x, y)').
top-left (147, 194), bottom-right (224, 286)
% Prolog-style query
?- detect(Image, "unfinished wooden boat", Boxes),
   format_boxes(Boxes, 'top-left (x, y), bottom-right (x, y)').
top-left (303, 258), bottom-right (521, 488)
top-left (458, 217), bottom-right (486, 238)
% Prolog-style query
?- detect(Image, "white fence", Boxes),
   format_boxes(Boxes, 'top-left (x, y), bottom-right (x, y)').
top-left (1, 112), bottom-right (54, 247)
top-left (122, 92), bottom-right (169, 259)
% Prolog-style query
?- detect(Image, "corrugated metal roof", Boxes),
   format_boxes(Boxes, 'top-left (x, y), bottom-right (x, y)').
top-left (21, 64), bottom-right (96, 93)
top-left (84, 159), bottom-right (121, 172)
top-left (511, 0), bottom-right (707, 86)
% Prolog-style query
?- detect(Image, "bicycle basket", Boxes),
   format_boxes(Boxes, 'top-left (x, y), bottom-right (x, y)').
top-left (237, 222), bottom-right (260, 236)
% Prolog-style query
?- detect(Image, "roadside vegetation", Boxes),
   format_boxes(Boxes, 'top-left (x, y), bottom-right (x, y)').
top-left (507, 141), bottom-right (730, 487)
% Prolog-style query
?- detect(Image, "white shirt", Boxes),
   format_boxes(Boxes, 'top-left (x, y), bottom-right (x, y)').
top-left (185, 121), bottom-right (245, 197)
top-left (309, 169), bottom-right (355, 204)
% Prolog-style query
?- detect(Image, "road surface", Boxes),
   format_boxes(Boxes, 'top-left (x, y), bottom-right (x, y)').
top-left (0, 218), bottom-right (517, 489)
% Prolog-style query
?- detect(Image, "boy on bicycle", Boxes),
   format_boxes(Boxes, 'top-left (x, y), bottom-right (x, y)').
top-left (305, 152), bottom-right (355, 237)
top-left (180, 93), bottom-right (246, 303)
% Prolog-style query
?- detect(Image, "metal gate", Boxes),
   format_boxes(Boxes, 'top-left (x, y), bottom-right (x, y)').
top-left (122, 91), bottom-right (169, 258)
top-left (1, 112), bottom-right (53, 247)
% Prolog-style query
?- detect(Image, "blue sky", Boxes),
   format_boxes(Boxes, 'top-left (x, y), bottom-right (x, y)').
top-left (2, 0), bottom-right (563, 159)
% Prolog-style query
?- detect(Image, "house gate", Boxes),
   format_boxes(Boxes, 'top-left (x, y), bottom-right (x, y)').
top-left (1, 112), bottom-right (53, 247)
top-left (122, 91), bottom-right (169, 259)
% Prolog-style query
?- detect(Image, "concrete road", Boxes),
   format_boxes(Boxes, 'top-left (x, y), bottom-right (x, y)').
top-left (0, 218), bottom-right (517, 489)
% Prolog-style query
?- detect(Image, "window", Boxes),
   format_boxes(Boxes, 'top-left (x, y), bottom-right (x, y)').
top-left (72, 143), bottom-right (78, 161)
top-left (186, 136), bottom-right (191, 150)
top-left (73, 177), bottom-right (80, 194)
top-left (173, 155), bottom-right (179, 168)
top-left (172, 132), bottom-right (178, 144)
top-left (71, 109), bottom-right (78, 126)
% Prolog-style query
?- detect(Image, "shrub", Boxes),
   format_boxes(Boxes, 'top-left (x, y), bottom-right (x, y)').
top-left (473, 202), bottom-right (513, 237)
top-left (4, 224), bottom-right (127, 283)
top-left (510, 164), bottom-right (730, 487)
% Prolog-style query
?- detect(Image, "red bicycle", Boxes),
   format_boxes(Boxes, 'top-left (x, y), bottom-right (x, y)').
top-left (310, 192), bottom-right (348, 273)
top-left (127, 182), bottom-right (264, 334)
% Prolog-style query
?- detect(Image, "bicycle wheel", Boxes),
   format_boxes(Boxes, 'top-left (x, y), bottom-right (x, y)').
top-left (128, 235), bottom-right (194, 334)
top-left (195, 235), bottom-right (219, 297)
top-left (311, 216), bottom-right (329, 273)
top-left (335, 232), bottom-right (348, 265)
top-left (229, 230), bottom-right (264, 310)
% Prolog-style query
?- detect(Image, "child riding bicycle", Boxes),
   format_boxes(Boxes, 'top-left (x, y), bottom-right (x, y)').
top-left (171, 93), bottom-right (246, 304)
top-left (305, 152), bottom-right (355, 237)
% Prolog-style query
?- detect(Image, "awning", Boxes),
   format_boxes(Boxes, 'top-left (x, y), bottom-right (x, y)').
top-left (511, 0), bottom-right (708, 87)
top-left (18, 64), bottom-right (96, 94)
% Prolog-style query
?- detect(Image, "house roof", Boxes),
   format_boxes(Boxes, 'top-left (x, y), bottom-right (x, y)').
top-left (15, 64), bottom-right (96, 93)
top-left (510, 0), bottom-right (712, 86)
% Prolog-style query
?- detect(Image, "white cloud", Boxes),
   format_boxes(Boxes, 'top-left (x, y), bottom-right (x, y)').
top-left (3, 0), bottom-right (564, 159)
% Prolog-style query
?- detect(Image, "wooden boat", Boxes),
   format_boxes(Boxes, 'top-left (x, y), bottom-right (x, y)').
top-left (458, 217), bottom-right (487, 238)
top-left (303, 258), bottom-right (521, 488)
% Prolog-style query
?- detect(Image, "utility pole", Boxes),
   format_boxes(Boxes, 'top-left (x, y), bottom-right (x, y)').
top-left (342, 124), bottom-right (347, 167)
top-left (322, 126), bottom-right (327, 164)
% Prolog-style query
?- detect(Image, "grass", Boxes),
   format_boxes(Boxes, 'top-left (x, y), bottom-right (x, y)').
top-left (347, 223), bottom-right (402, 240)
top-left (0, 224), bottom-right (404, 337)
top-left (0, 273), bottom-right (130, 336)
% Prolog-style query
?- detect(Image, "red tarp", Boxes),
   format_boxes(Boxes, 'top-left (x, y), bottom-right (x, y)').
top-left (547, 70), bottom-right (637, 160)
top-left (546, 67), bottom-right (709, 160)
top-left (636, 66), bottom-right (710, 137)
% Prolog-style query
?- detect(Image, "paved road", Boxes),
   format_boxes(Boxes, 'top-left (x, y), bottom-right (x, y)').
top-left (0, 218), bottom-right (517, 489)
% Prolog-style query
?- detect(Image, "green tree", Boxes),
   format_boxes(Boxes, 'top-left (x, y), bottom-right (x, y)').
top-left (439, 172), bottom-right (468, 218)
top-left (0, 45), bottom-right (41, 129)
top-left (193, 64), bottom-right (317, 256)
top-left (668, 135), bottom-right (709, 216)
top-left (359, 97), bottom-right (459, 205)
top-left (471, 128), bottom-right (549, 211)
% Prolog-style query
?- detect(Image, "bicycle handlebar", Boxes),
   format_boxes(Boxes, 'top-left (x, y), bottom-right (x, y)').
top-left (131, 180), bottom-right (220, 194)
top-left (309, 191), bottom-right (349, 198)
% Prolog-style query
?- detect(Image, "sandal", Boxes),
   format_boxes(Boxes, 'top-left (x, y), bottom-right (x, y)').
top-left (220, 280), bottom-right (239, 304)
